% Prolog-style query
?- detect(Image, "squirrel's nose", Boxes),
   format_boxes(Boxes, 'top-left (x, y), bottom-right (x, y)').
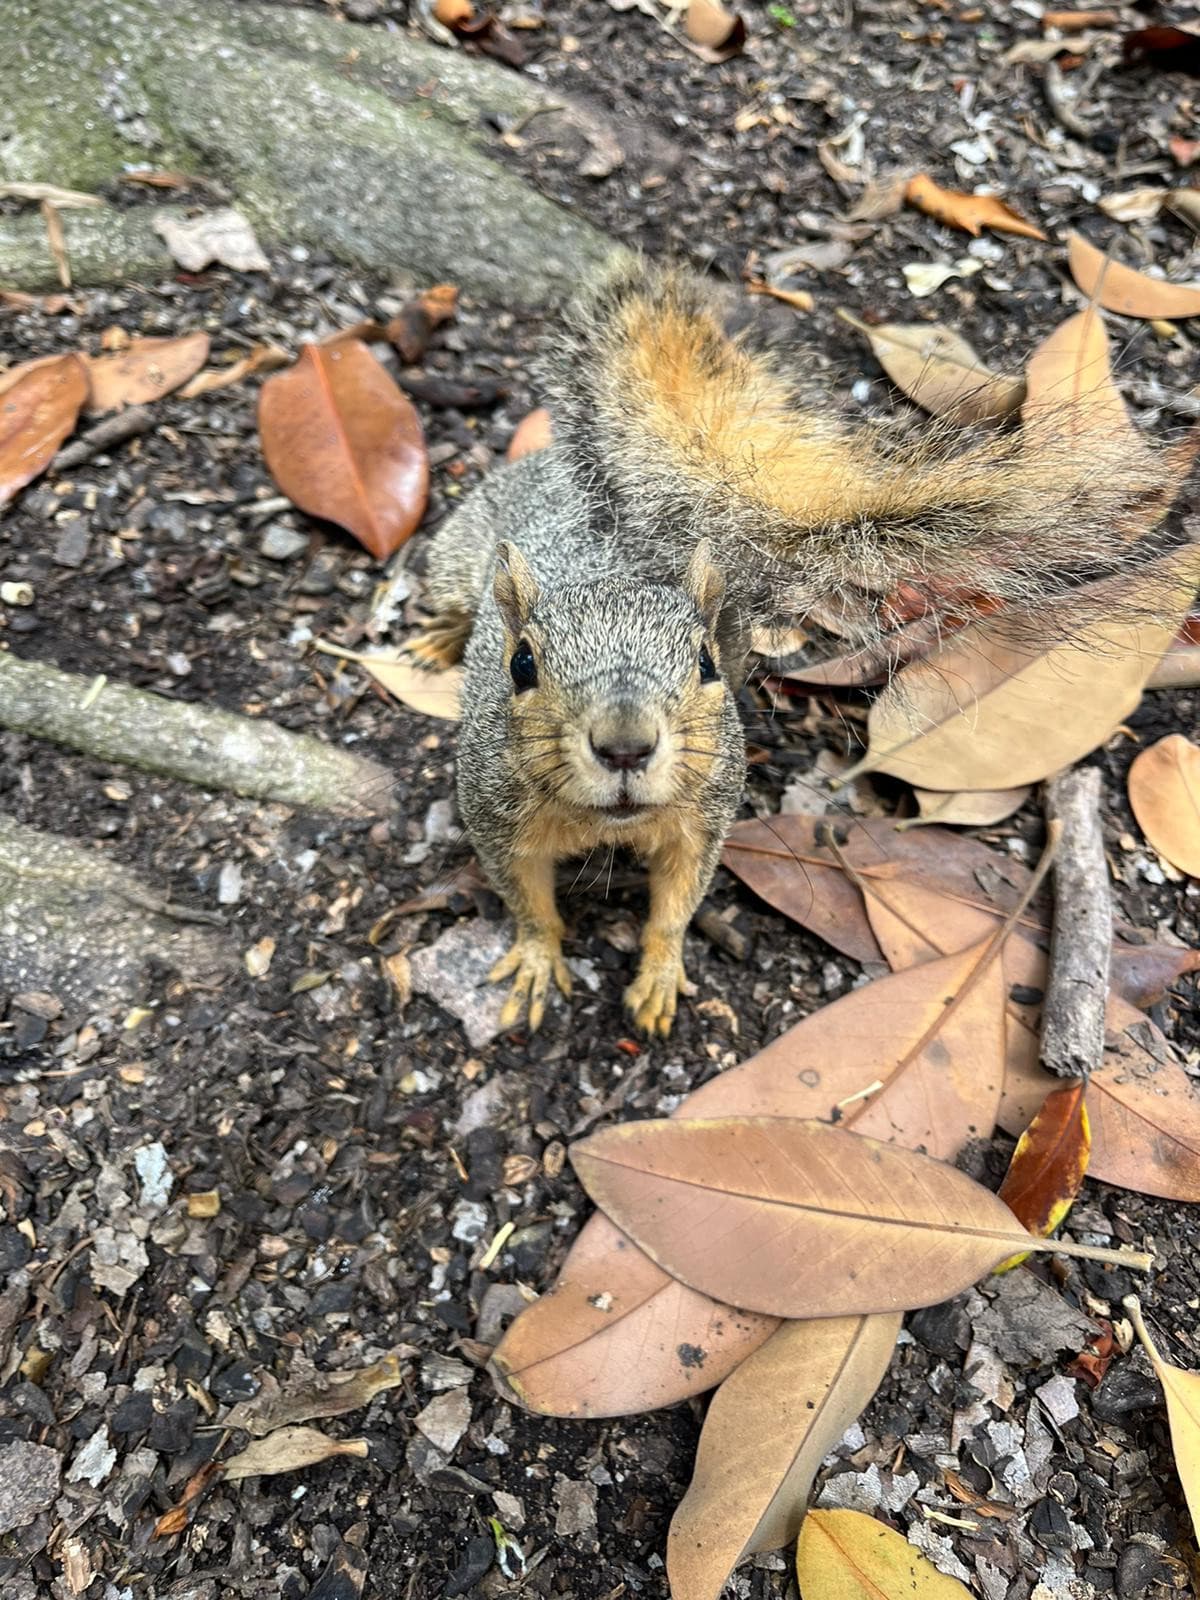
top-left (589, 733), bottom-right (658, 772)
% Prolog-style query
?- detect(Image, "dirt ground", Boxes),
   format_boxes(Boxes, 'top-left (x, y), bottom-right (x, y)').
top-left (1, 1), bottom-right (1199, 1598)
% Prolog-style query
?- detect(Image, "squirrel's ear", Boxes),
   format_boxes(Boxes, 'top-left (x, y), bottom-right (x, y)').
top-left (493, 541), bottom-right (541, 639)
top-left (684, 538), bottom-right (725, 631)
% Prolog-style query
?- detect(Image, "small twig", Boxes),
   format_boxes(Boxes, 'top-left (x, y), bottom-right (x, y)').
top-left (1041, 767), bottom-right (1112, 1079)
top-left (52, 406), bottom-right (155, 471)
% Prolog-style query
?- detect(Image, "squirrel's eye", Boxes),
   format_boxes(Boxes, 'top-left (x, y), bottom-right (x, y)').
top-left (698, 643), bottom-right (719, 683)
top-left (510, 639), bottom-right (538, 692)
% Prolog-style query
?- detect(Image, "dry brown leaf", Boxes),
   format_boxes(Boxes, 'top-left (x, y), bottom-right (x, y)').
top-left (507, 406), bottom-right (553, 461)
top-left (493, 937), bottom-right (1009, 1416)
top-left (259, 340), bottom-right (428, 560)
top-left (1168, 189), bottom-right (1200, 231)
top-left (910, 786), bottom-right (1032, 827)
top-left (843, 546), bottom-right (1200, 792)
top-left (222, 1349), bottom-right (413, 1436)
top-left (1022, 306), bottom-right (1142, 451)
top-left (1068, 231), bottom-right (1200, 320)
top-left (386, 284), bottom-right (459, 364)
top-left (570, 1117), bottom-right (1144, 1318)
top-left (1124, 1297), bottom-right (1200, 1547)
top-left (0, 354), bottom-right (89, 507)
top-left (905, 174), bottom-right (1046, 241)
top-left (433, 0), bottom-right (474, 24)
top-left (684, 0), bottom-right (746, 57)
top-left (178, 345), bottom-right (290, 399)
top-left (316, 643), bottom-right (462, 719)
top-left (85, 332), bottom-right (211, 413)
top-left (666, 1315), bottom-right (902, 1600)
top-left (1128, 733), bottom-right (1200, 876)
top-left (151, 1459), bottom-right (224, 1540)
top-left (839, 311), bottom-right (1026, 424)
top-left (797, 1509), bottom-right (974, 1599)
top-left (222, 1425), bottom-right (368, 1481)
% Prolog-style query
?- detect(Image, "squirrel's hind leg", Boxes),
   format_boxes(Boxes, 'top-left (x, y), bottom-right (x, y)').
top-left (488, 851), bottom-right (573, 1032)
top-left (405, 609), bottom-right (474, 671)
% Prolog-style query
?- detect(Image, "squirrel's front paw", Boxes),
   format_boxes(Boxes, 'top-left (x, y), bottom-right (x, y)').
top-left (490, 935), bottom-right (572, 1032)
top-left (625, 954), bottom-right (695, 1038)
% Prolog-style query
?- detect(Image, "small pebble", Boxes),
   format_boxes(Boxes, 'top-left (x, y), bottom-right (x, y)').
top-left (259, 522), bottom-right (309, 561)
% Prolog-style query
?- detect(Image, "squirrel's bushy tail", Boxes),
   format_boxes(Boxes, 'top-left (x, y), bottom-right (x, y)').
top-left (542, 257), bottom-right (1193, 645)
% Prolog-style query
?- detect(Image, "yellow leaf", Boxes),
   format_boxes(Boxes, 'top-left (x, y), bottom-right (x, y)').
top-left (1124, 1298), bottom-right (1200, 1549)
top-left (797, 1508), bottom-right (973, 1598)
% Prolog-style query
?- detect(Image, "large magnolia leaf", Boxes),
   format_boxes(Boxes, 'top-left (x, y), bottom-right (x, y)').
top-left (570, 1118), bottom-right (1142, 1319)
top-left (667, 1315), bottom-right (901, 1600)
top-left (259, 339), bottom-right (428, 560)
top-left (493, 941), bottom-right (1008, 1417)
top-left (845, 546), bottom-right (1200, 791)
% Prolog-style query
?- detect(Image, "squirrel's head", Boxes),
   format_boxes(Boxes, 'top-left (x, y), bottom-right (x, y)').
top-left (492, 540), bottom-right (740, 827)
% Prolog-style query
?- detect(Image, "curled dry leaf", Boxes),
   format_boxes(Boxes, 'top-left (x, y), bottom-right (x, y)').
top-left (905, 174), bottom-right (1046, 241)
top-left (433, 0), bottom-right (474, 24)
top-left (909, 786), bottom-right (1032, 827)
top-left (1128, 733), bottom-right (1200, 877)
top-left (839, 310), bottom-right (1026, 424)
top-left (493, 938), bottom-right (1008, 1416)
top-left (570, 1117), bottom-right (1145, 1319)
top-left (994, 1081), bottom-right (1091, 1270)
top-left (507, 407), bottom-right (553, 461)
top-left (85, 332), bottom-right (211, 413)
top-left (222, 1425), bottom-right (368, 1481)
top-left (684, 0), bottom-right (747, 58)
top-left (1098, 187), bottom-right (1168, 224)
top-left (152, 207), bottom-right (270, 273)
top-left (0, 181), bottom-right (103, 208)
top-left (667, 1315), bottom-right (902, 1600)
top-left (1068, 231), bottom-right (1200, 321)
top-left (797, 1509), bottom-right (973, 1600)
top-left (259, 340), bottom-right (429, 560)
top-left (222, 1349), bottom-right (412, 1436)
top-left (1124, 1297), bottom-right (1200, 1547)
top-left (0, 354), bottom-right (89, 507)
top-left (178, 345), bottom-right (290, 399)
top-left (843, 545), bottom-right (1200, 791)
top-left (387, 284), bottom-right (459, 364)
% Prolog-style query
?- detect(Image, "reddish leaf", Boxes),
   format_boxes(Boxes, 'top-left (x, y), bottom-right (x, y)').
top-left (1123, 25), bottom-right (1200, 75)
top-left (995, 1082), bottom-right (1091, 1269)
top-left (905, 174), bottom-right (1046, 240)
top-left (0, 354), bottom-right (89, 507)
top-left (258, 340), bottom-right (428, 560)
top-left (1067, 1323), bottom-right (1118, 1389)
top-left (85, 332), bottom-right (210, 412)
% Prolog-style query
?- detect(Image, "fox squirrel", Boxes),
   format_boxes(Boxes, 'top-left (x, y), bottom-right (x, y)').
top-left (415, 257), bottom-right (1172, 1035)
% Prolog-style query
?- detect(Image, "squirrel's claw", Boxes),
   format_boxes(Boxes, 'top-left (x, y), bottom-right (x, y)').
top-left (491, 937), bottom-right (572, 1032)
top-left (625, 957), bottom-right (694, 1038)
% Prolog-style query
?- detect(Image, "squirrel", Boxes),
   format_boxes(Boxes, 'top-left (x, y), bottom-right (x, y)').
top-left (413, 256), bottom-right (1178, 1035)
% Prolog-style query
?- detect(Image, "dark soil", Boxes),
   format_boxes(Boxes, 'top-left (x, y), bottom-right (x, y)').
top-left (1, 2), bottom-right (1198, 1598)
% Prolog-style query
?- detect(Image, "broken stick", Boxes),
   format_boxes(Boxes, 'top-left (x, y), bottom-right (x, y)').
top-left (0, 652), bottom-right (394, 818)
top-left (1041, 766), bottom-right (1112, 1078)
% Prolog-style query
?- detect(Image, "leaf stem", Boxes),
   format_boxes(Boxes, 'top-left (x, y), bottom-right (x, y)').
top-left (1027, 1238), bottom-right (1152, 1271)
